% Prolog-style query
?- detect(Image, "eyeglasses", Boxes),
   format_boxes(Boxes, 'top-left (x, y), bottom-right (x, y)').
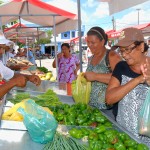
top-left (118, 45), bottom-right (137, 55)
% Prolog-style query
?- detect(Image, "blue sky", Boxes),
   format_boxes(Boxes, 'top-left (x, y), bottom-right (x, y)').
top-left (43, 0), bottom-right (150, 33)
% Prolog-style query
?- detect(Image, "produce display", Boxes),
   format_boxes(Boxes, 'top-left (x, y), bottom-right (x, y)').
top-left (43, 132), bottom-right (88, 150)
top-left (35, 67), bottom-right (56, 81)
top-left (50, 103), bottom-right (112, 127)
top-left (7, 89), bottom-right (62, 107)
top-left (2, 99), bottom-right (53, 121)
top-left (7, 58), bottom-right (34, 67)
top-left (68, 127), bottom-right (149, 150)
top-left (4, 90), bottom-right (150, 149)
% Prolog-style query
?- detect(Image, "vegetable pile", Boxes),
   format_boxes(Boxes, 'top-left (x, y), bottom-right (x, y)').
top-left (8, 89), bottom-right (62, 108)
top-left (50, 103), bottom-right (112, 127)
top-left (69, 127), bottom-right (149, 150)
top-left (43, 132), bottom-right (88, 150)
top-left (37, 66), bottom-right (49, 73)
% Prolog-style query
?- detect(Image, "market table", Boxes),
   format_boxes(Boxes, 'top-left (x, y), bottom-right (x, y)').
top-left (0, 82), bottom-right (149, 149)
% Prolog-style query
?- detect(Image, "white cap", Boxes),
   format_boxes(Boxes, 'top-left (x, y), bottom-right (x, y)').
top-left (0, 31), bottom-right (11, 45)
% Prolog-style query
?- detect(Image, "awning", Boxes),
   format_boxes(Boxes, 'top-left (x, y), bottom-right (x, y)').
top-left (0, 0), bottom-right (78, 35)
top-left (108, 23), bottom-right (150, 39)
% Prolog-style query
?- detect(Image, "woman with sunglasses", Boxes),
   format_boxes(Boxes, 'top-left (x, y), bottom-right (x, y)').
top-left (106, 27), bottom-right (150, 146)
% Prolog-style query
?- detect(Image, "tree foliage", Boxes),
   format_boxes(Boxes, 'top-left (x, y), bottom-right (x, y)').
top-left (36, 29), bottom-right (53, 45)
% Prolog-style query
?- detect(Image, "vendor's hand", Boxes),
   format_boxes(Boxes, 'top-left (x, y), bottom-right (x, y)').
top-left (57, 52), bottom-right (64, 59)
top-left (27, 75), bottom-right (41, 86)
top-left (84, 72), bottom-right (97, 81)
top-left (11, 75), bottom-right (27, 87)
top-left (20, 66), bottom-right (30, 70)
top-left (141, 58), bottom-right (150, 85)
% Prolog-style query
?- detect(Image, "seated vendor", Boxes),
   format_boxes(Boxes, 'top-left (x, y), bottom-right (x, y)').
top-left (0, 59), bottom-right (41, 99)
top-left (0, 45), bottom-right (41, 99)
top-left (106, 27), bottom-right (150, 146)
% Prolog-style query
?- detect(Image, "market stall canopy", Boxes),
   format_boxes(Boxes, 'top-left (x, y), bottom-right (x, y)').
top-left (4, 23), bottom-right (46, 40)
top-left (0, 0), bottom-right (78, 35)
top-left (98, 0), bottom-right (149, 15)
top-left (108, 22), bottom-right (150, 39)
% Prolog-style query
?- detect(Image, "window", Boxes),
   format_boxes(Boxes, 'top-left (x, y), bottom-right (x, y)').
top-left (71, 31), bottom-right (75, 38)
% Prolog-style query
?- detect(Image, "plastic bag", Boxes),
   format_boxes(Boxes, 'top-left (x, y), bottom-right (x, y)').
top-left (138, 89), bottom-right (150, 137)
top-left (18, 99), bottom-right (58, 144)
top-left (71, 72), bottom-right (91, 104)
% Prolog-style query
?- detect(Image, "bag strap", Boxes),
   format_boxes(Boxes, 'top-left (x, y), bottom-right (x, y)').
top-left (105, 50), bottom-right (112, 73)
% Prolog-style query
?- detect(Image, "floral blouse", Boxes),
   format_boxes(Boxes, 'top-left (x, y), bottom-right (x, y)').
top-left (58, 54), bottom-right (79, 83)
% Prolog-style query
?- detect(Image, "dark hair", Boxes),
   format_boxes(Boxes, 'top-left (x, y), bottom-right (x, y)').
top-left (144, 42), bottom-right (149, 53)
top-left (87, 26), bottom-right (108, 45)
top-left (134, 41), bottom-right (148, 53)
top-left (61, 43), bottom-right (70, 49)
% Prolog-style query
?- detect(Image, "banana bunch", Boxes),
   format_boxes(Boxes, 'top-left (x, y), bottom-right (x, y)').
top-left (2, 99), bottom-right (53, 122)
top-left (2, 100), bottom-right (26, 121)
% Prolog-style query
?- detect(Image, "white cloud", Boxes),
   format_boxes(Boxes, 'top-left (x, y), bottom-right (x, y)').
top-left (116, 9), bottom-right (150, 30)
top-left (48, 0), bottom-right (90, 25)
top-left (83, 0), bottom-right (98, 8)
top-left (93, 3), bottom-right (109, 18)
top-left (47, 0), bottom-right (77, 14)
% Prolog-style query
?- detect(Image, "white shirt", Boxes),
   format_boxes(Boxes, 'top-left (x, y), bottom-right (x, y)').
top-left (0, 61), bottom-right (14, 81)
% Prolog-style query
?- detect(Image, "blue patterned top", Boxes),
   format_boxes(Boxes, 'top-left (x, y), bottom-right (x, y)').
top-left (86, 53), bottom-right (110, 109)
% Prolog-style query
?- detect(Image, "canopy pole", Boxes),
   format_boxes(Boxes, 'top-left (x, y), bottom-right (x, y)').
top-left (53, 16), bottom-right (58, 82)
top-left (26, 37), bottom-right (29, 60)
top-left (37, 27), bottom-right (41, 67)
top-left (0, 16), bottom-right (3, 31)
top-left (77, 0), bottom-right (82, 72)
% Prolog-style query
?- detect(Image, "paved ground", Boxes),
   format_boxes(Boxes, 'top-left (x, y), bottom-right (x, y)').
top-left (35, 58), bottom-right (87, 78)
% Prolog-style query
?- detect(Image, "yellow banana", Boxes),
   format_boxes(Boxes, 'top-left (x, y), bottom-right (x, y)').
top-left (42, 107), bottom-right (53, 115)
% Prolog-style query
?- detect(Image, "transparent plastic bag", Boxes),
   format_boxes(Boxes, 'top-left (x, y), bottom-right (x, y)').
top-left (71, 73), bottom-right (91, 104)
top-left (138, 89), bottom-right (150, 137)
top-left (18, 99), bottom-right (58, 144)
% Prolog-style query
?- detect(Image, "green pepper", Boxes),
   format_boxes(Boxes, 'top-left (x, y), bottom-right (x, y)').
top-left (107, 134), bottom-right (118, 144)
top-left (102, 143), bottom-right (115, 150)
top-left (80, 128), bottom-right (90, 136)
top-left (89, 140), bottom-right (102, 150)
top-left (118, 133), bottom-right (127, 142)
top-left (76, 114), bottom-right (88, 125)
top-left (137, 143), bottom-right (149, 150)
top-left (124, 139), bottom-right (137, 147)
top-left (93, 141), bottom-right (103, 150)
top-left (69, 111), bottom-right (76, 118)
top-left (127, 148), bottom-right (135, 150)
top-left (90, 115), bottom-right (96, 122)
top-left (56, 113), bottom-right (64, 121)
top-left (67, 116), bottom-right (76, 125)
top-left (78, 103), bottom-right (87, 110)
top-left (69, 128), bottom-right (83, 139)
top-left (98, 134), bottom-right (106, 142)
top-left (95, 115), bottom-right (107, 123)
top-left (104, 121), bottom-right (113, 128)
top-left (114, 141), bottom-right (126, 150)
top-left (88, 131), bottom-right (99, 141)
top-left (94, 125), bottom-right (106, 133)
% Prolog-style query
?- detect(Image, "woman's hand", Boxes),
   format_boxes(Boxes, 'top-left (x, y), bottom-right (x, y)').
top-left (57, 52), bottom-right (64, 59)
top-left (84, 72), bottom-right (97, 81)
top-left (136, 75), bottom-right (145, 84)
top-left (141, 58), bottom-right (150, 85)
